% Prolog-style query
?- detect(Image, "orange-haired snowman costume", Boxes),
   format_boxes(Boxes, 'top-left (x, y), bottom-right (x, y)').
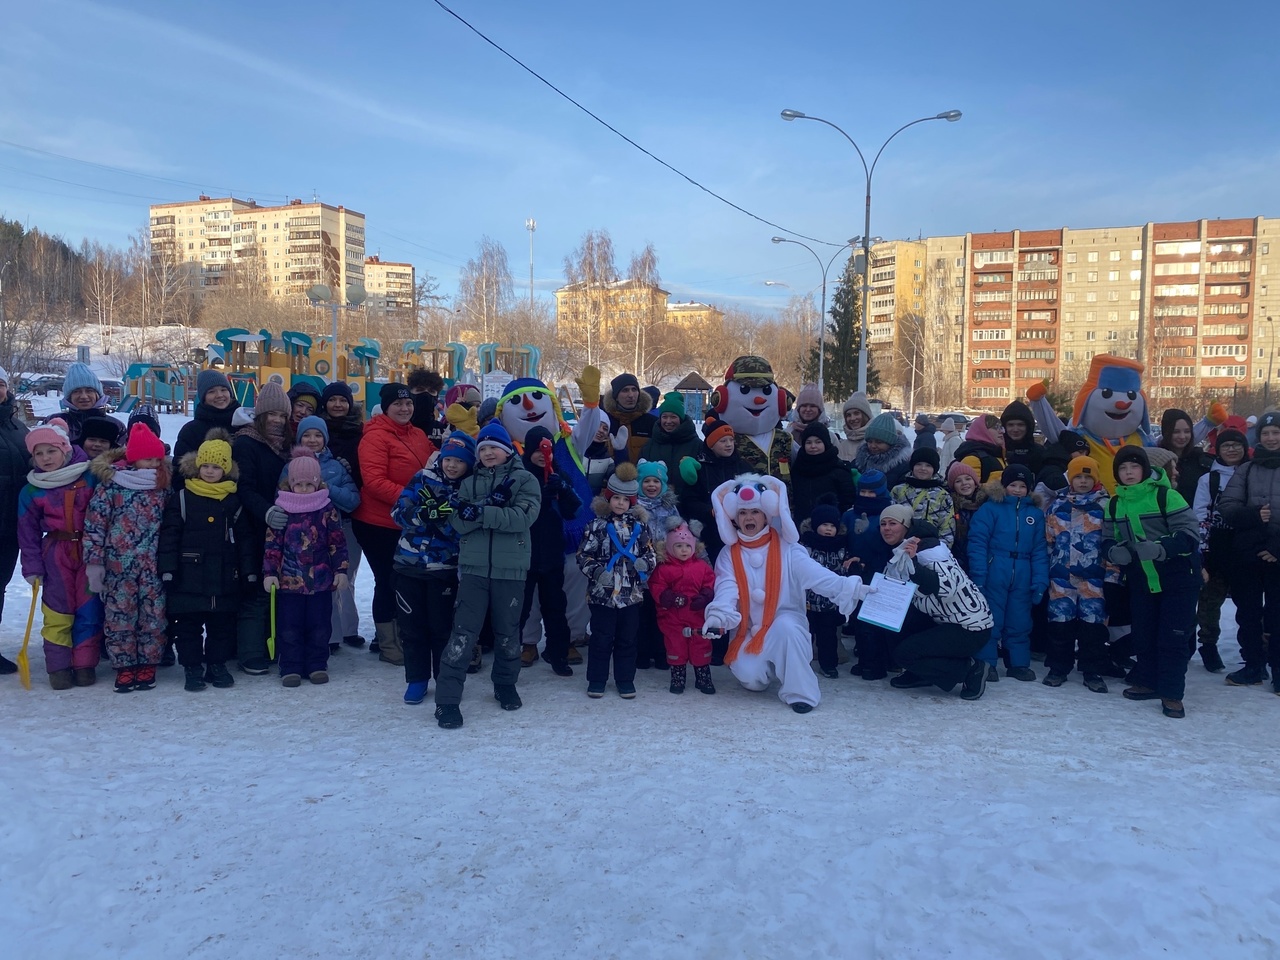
top-left (702, 473), bottom-right (873, 711)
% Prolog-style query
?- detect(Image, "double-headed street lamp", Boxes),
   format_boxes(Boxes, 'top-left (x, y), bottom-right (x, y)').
top-left (308, 282), bottom-right (367, 381)
top-left (780, 108), bottom-right (962, 394)
top-left (770, 237), bottom-right (857, 397)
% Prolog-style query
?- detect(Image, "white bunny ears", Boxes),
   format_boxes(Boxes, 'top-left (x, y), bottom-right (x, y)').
top-left (710, 473), bottom-right (799, 545)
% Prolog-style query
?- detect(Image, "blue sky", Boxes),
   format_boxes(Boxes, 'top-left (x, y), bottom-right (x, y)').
top-left (2, 0), bottom-right (1278, 313)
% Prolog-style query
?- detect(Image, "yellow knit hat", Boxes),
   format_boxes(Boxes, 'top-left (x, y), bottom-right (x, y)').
top-left (195, 438), bottom-right (232, 474)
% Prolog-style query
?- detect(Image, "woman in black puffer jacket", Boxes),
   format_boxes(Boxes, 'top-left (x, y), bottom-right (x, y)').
top-left (0, 367), bottom-right (29, 674)
top-left (790, 422), bottom-right (856, 523)
top-left (319, 380), bottom-right (367, 648)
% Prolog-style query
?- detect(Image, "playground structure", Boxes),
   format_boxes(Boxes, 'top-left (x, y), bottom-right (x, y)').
top-left (387, 341), bottom-right (468, 387)
top-left (476, 343), bottom-right (541, 402)
top-left (118, 362), bottom-right (199, 415)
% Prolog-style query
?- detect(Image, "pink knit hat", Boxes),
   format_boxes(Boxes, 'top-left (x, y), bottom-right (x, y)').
top-left (795, 383), bottom-right (823, 409)
top-left (666, 522), bottom-right (697, 551)
top-left (26, 418), bottom-right (73, 457)
top-left (946, 460), bottom-right (980, 489)
top-left (287, 447), bottom-right (323, 487)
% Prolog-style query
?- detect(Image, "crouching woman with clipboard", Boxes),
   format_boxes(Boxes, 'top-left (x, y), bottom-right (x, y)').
top-left (858, 504), bottom-right (994, 701)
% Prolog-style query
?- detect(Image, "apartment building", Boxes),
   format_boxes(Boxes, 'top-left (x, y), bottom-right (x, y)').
top-left (665, 300), bottom-right (725, 329)
top-left (910, 217), bottom-right (1279, 412)
top-left (148, 196), bottom-right (367, 302)
top-left (864, 240), bottom-right (926, 407)
top-left (363, 256), bottom-right (416, 312)
top-left (554, 279), bottom-right (670, 342)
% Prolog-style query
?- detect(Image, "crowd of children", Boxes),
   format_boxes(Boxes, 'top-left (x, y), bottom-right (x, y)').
top-left (4, 370), bottom-right (1276, 728)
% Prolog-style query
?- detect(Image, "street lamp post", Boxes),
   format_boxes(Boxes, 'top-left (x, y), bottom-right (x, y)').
top-left (308, 282), bottom-right (367, 382)
top-left (780, 108), bottom-right (962, 394)
top-left (770, 237), bottom-right (857, 398)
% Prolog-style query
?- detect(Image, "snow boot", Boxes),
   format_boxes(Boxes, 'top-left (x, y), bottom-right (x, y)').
top-left (494, 684), bottom-right (523, 711)
top-left (281, 674), bottom-right (302, 687)
top-left (694, 665), bottom-right (716, 694)
top-left (49, 668), bottom-right (73, 691)
top-left (1122, 685), bottom-right (1160, 701)
top-left (435, 704), bottom-right (463, 729)
top-left (1006, 666), bottom-right (1037, 682)
top-left (1199, 644), bottom-right (1225, 673)
top-left (309, 670), bottom-right (329, 684)
top-left (343, 634), bottom-right (366, 648)
top-left (617, 681), bottom-right (637, 699)
top-left (1042, 672), bottom-right (1068, 687)
top-left (669, 664), bottom-right (687, 694)
top-left (1083, 674), bottom-right (1108, 694)
top-left (133, 666), bottom-right (157, 691)
top-left (520, 644), bottom-right (539, 667)
top-left (566, 644), bottom-right (583, 666)
top-left (0, 653), bottom-right (18, 674)
top-left (375, 621), bottom-right (404, 666)
top-left (183, 665), bottom-right (207, 692)
top-left (113, 668), bottom-right (135, 693)
top-left (790, 702), bottom-right (814, 714)
top-left (986, 665), bottom-right (999, 683)
top-left (587, 681), bottom-right (606, 698)
top-left (820, 667), bottom-right (840, 679)
top-left (404, 681), bottom-right (429, 705)
top-left (1226, 663), bottom-right (1266, 686)
top-left (549, 659), bottom-right (573, 677)
top-left (72, 668), bottom-right (96, 687)
top-left (961, 658), bottom-right (987, 701)
top-left (1161, 698), bottom-right (1185, 719)
top-left (890, 671), bottom-right (933, 689)
top-left (205, 663), bottom-right (235, 688)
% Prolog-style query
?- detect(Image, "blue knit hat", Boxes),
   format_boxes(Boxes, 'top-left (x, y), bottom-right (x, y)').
top-left (63, 362), bottom-right (102, 398)
top-left (295, 415), bottom-right (329, 445)
top-left (636, 459), bottom-right (668, 495)
top-left (865, 412), bottom-right (900, 445)
top-left (439, 430), bottom-right (476, 469)
top-left (857, 468), bottom-right (889, 498)
top-left (476, 420), bottom-right (514, 456)
top-left (196, 368), bottom-right (232, 403)
top-left (809, 497), bottom-right (841, 530)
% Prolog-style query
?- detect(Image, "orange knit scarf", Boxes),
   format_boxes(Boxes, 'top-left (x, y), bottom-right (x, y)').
top-left (724, 529), bottom-right (783, 665)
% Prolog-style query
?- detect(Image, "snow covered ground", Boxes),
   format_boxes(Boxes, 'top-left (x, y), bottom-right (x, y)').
top-left (3, 407), bottom-right (1279, 959)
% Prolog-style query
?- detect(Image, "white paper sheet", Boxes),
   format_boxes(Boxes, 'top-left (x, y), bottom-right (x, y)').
top-left (856, 572), bottom-right (917, 632)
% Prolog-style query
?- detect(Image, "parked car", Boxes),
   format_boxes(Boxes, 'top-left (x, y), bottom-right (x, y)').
top-left (100, 378), bottom-right (125, 408)
top-left (21, 375), bottom-right (64, 396)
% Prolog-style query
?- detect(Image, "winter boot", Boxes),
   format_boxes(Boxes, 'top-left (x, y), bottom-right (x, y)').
top-left (329, 641), bottom-right (340, 654)
top-left (694, 664), bottom-right (716, 694)
top-left (133, 666), bottom-right (157, 691)
top-left (1226, 663), bottom-right (1266, 686)
top-left (986, 665), bottom-right (1000, 683)
top-left (404, 681), bottom-right (429, 704)
top-left (309, 671), bottom-right (329, 684)
top-left (617, 681), bottom-right (637, 699)
top-left (587, 681), bottom-right (606, 698)
top-left (281, 674), bottom-right (302, 687)
top-left (0, 653), bottom-right (18, 675)
top-left (183, 665), bottom-right (207, 692)
top-left (113, 668), bottom-right (135, 693)
top-left (566, 644), bottom-right (583, 666)
top-left (820, 667), bottom-right (840, 679)
top-left (1122, 685), bottom-right (1160, 700)
top-left (961, 658), bottom-right (987, 701)
top-left (205, 663), bottom-right (235, 688)
top-left (1042, 672), bottom-right (1068, 687)
top-left (494, 684), bottom-right (523, 711)
top-left (72, 668), bottom-right (96, 687)
top-left (435, 704), bottom-right (463, 729)
top-left (375, 621), bottom-right (404, 666)
top-left (1161, 699), bottom-right (1186, 719)
top-left (790, 702), bottom-right (814, 714)
top-left (1006, 666), bottom-right (1037, 682)
top-left (344, 634), bottom-right (366, 648)
top-left (521, 644), bottom-right (539, 667)
top-left (1199, 644), bottom-right (1225, 673)
top-left (669, 664), bottom-right (687, 694)
top-left (1083, 674), bottom-right (1108, 694)
top-left (49, 669), bottom-right (73, 691)
top-left (890, 671), bottom-right (933, 689)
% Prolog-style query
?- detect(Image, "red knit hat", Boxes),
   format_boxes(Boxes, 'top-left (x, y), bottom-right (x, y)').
top-left (125, 421), bottom-right (165, 463)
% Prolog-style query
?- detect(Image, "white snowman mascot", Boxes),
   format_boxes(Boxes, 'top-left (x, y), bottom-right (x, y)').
top-left (708, 355), bottom-right (795, 485)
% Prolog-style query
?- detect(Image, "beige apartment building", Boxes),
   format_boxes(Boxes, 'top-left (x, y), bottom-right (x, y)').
top-left (363, 256), bottom-right (416, 312)
top-left (149, 196), bottom-right (367, 302)
top-left (665, 300), bottom-right (725, 329)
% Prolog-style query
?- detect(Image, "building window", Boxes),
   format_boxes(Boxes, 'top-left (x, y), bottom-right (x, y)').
top-left (1108, 291), bottom-right (1120, 301)
top-left (1130, 310), bottom-right (1140, 322)
top-left (1109, 251), bottom-right (1121, 261)
top-left (1130, 290), bottom-right (1142, 300)
top-left (1086, 331), bottom-right (1096, 341)
top-left (1132, 250), bottom-right (1143, 260)
top-left (1086, 293), bottom-right (1098, 303)
top-left (1087, 271), bottom-right (1098, 282)
top-left (1066, 253), bottom-right (1077, 264)
top-left (1066, 272), bottom-right (1076, 282)
top-left (1108, 271), bottom-right (1120, 281)
top-left (1065, 292), bottom-right (1076, 303)
top-left (1086, 311), bottom-right (1096, 322)
top-left (1087, 252), bottom-right (1099, 263)
top-left (1108, 311), bottom-right (1119, 322)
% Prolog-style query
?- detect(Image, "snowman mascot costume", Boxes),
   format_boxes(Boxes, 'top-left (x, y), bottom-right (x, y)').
top-left (497, 366), bottom-right (606, 648)
top-left (1025, 353), bottom-right (1153, 495)
top-left (709, 355), bottom-right (795, 485)
top-left (701, 473), bottom-right (873, 713)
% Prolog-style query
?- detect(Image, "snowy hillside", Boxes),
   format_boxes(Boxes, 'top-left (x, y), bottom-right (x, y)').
top-left (1, 411), bottom-right (1278, 959)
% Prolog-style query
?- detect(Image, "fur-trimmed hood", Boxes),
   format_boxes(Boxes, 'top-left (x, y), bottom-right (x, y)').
top-left (603, 388), bottom-right (654, 419)
top-left (177, 428), bottom-right (240, 480)
top-left (590, 496), bottom-right (650, 522)
top-left (90, 447), bottom-right (172, 489)
top-left (983, 477), bottom-right (1046, 509)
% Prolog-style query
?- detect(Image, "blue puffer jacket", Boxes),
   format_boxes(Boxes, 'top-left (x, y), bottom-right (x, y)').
top-left (966, 483), bottom-right (1049, 598)
top-left (392, 460), bottom-right (465, 576)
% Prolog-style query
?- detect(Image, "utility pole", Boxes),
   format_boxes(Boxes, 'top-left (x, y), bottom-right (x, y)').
top-left (525, 218), bottom-right (536, 313)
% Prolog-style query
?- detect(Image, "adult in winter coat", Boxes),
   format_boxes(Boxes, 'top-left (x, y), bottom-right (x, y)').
top-left (0, 366), bottom-right (29, 673)
top-left (966, 464), bottom-right (1049, 680)
top-left (1158, 407), bottom-right (1212, 506)
top-left (836, 391), bottom-right (874, 462)
top-left (1217, 410), bottom-right (1280, 690)
top-left (230, 381), bottom-right (293, 675)
top-left (1001, 400), bottom-right (1045, 477)
top-left (1103, 445), bottom-right (1200, 717)
top-left (174, 370), bottom-right (241, 473)
top-left (639, 392), bottom-right (703, 495)
top-left (318, 380), bottom-right (366, 646)
top-left (912, 414), bottom-right (937, 451)
top-left (159, 434), bottom-right (258, 690)
top-left (353, 383), bottom-right (435, 666)
top-left (46, 362), bottom-right (115, 450)
top-left (604, 372), bottom-right (657, 465)
top-left (790, 422), bottom-right (857, 524)
top-left (786, 383), bottom-right (831, 457)
top-left (853, 413), bottom-right (913, 490)
top-left (1192, 424), bottom-right (1248, 674)
top-left (952, 415), bottom-right (1006, 483)
top-left (937, 418), bottom-right (963, 474)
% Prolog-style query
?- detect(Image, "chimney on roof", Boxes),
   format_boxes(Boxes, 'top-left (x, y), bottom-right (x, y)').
top-left (199, 194), bottom-right (210, 201)
top-left (290, 198), bottom-right (302, 206)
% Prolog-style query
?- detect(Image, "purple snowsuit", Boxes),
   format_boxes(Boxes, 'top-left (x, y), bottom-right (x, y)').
top-left (16, 447), bottom-right (104, 673)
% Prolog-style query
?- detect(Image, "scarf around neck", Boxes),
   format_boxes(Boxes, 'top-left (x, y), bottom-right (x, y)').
top-left (1115, 476), bottom-right (1164, 593)
top-left (277, 488), bottom-right (332, 514)
top-left (186, 477), bottom-right (237, 501)
top-left (724, 528), bottom-right (782, 665)
top-left (27, 460), bottom-right (90, 490)
top-left (113, 467), bottom-right (159, 490)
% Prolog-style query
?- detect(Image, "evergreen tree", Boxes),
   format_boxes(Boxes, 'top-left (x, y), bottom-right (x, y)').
top-left (808, 256), bottom-right (877, 401)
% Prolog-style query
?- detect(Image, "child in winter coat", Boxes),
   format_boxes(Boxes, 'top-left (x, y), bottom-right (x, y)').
top-left (967, 463), bottom-right (1048, 682)
top-left (16, 419), bottom-right (104, 689)
top-left (159, 432), bottom-right (258, 692)
top-left (636, 459), bottom-right (681, 669)
top-left (292, 415), bottom-right (360, 653)
top-left (261, 449), bottom-right (350, 687)
top-left (517, 426), bottom-right (583, 677)
top-left (840, 469), bottom-right (893, 543)
top-left (576, 462), bottom-right (657, 699)
top-left (1104, 446), bottom-right (1201, 719)
top-left (1041, 456), bottom-right (1111, 693)
top-left (1192, 424), bottom-right (1248, 674)
top-left (84, 423), bottom-right (172, 692)
top-left (946, 460), bottom-right (988, 574)
top-left (790, 422), bottom-right (857, 523)
top-left (890, 448), bottom-right (956, 546)
top-left (801, 498), bottom-right (849, 679)
top-left (648, 518), bottom-right (717, 694)
top-left (433, 421), bottom-right (542, 728)
top-left (393, 430), bottom-right (475, 705)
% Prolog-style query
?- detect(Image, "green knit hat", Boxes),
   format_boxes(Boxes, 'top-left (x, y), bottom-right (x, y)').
top-left (865, 412), bottom-right (900, 444)
top-left (658, 392), bottom-right (686, 418)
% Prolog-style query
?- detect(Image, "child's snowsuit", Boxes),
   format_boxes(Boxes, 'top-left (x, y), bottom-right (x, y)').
top-left (16, 447), bottom-right (103, 673)
top-left (800, 520), bottom-right (850, 674)
top-left (1043, 485), bottom-right (1109, 677)
top-left (577, 501), bottom-right (656, 687)
top-left (84, 452), bottom-right (170, 669)
top-left (648, 549), bottom-right (716, 667)
top-left (890, 477), bottom-right (956, 545)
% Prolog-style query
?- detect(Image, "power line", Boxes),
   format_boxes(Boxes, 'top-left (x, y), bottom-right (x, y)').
top-left (429, 0), bottom-right (841, 248)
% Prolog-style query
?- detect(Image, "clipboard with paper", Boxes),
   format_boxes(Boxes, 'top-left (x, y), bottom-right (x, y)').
top-left (856, 572), bottom-right (917, 632)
